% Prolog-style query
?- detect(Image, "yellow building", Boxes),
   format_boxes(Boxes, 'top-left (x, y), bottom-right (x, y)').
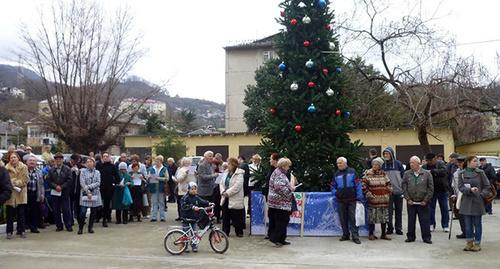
top-left (124, 128), bottom-right (454, 165)
top-left (456, 138), bottom-right (500, 156)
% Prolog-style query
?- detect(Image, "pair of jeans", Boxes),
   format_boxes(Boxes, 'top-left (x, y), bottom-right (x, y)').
top-left (429, 191), bottom-right (449, 229)
top-left (387, 194), bottom-right (403, 233)
top-left (337, 201), bottom-right (359, 240)
top-left (407, 204), bottom-right (431, 241)
top-left (463, 215), bottom-right (482, 243)
top-left (222, 199), bottom-right (244, 236)
top-left (6, 205), bottom-right (26, 234)
top-left (151, 192), bottom-right (166, 221)
top-left (177, 195), bottom-right (184, 219)
top-left (79, 206), bottom-right (97, 231)
top-left (27, 192), bottom-right (41, 232)
top-left (52, 194), bottom-right (72, 230)
top-left (100, 189), bottom-right (114, 223)
top-left (268, 208), bottom-right (290, 244)
top-left (484, 202), bottom-right (492, 214)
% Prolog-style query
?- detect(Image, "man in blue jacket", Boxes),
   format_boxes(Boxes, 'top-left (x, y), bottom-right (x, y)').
top-left (332, 157), bottom-right (364, 244)
top-left (382, 147), bottom-right (405, 235)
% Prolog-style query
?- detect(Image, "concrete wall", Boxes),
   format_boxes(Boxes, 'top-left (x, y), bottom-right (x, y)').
top-left (456, 139), bottom-right (500, 156)
top-left (125, 128), bottom-right (455, 161)
top-left (225, 48), bottom-right (276, 133)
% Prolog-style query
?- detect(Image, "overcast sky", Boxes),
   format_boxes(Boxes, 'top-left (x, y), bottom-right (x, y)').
top-left (1, 0), bottom-right (499, 104)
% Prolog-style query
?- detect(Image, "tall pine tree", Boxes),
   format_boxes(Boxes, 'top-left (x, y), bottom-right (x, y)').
top-left (257, 0), bottom-right (361, 191)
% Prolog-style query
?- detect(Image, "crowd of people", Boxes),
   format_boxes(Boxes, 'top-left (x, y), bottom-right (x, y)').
top-left (0, 144), bottom-right (497, 254)
top-left (0, 146), bottom-right (262, 244)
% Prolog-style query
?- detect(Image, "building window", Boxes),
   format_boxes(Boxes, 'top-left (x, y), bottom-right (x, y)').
top-left (263, 51), bottom-right (273, 62)
top-left (30, 127), bottom-right (41, 138)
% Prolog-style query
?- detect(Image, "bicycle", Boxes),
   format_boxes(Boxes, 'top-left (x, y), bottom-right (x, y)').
top-left (164, 205), bottom-right (229, 255)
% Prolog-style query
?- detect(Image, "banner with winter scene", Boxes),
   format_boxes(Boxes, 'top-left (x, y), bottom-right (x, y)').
top-left (250, 191), bottom-right (368, 237)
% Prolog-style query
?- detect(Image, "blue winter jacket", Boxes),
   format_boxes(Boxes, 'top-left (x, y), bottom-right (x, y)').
top-left (147, 166), bottom-right (168, 194)
top-left (381, 147), bottom-right (405, 195)
top-left (331, 167), bottom-right (364, 203)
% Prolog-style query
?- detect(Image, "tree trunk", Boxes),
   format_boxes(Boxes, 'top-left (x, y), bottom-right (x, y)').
top-left (417, 124), bottom-right (432, 155)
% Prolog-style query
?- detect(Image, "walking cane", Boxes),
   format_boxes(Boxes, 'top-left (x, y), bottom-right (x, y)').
top-left (448, 198), bottom-right (455, 240)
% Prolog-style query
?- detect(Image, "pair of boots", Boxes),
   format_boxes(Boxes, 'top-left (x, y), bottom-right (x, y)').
top-left (464, 241), bottom-right (481, 252)
top-left (78, 209), bottom-right (96, 235)
top-left (116, 210), bottom-right (129, 224)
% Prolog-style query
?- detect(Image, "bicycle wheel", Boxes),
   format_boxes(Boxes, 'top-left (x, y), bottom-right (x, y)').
top-left (209, 229), bottom-right (229, 254)
top-left (164, 230), bottom-right (189, 255)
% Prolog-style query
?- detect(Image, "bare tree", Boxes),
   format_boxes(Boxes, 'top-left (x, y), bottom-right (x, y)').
top-left (18, 0), bottom-right (164, 153)
top-left (338, 0), bottom-right (500, 154)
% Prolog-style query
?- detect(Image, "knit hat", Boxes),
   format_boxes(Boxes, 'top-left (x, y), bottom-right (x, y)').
top-left (188, 182), bottom-right (198, 190)
top-left (118, 162), bottom-right (128, 170)
top-left (371, 157), bottom-right (384, 167)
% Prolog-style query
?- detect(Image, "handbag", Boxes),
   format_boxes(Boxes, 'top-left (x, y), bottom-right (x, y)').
top-left (122, 186), bottom-right (133, 206)
top-left (355, 201), bottom-right (365, 227)
top-left (142, 193), bottom-right (149, 207)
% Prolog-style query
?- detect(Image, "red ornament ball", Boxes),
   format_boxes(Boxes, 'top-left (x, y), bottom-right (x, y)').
top-left (303, 40), bottom-right (311, 47)
top-left (308, 81), bottom-right (316, 88)
top-left (322, 68), bottom-right (329, 75)
top-left (290, 18), bottom-right (298, 26)
top-left (325, 24), bottom-right (332, 31)
top-left (270, 107), bottom-right (277, 114)
top-left (294, 124), bottom-right (302, 133)
top-left (335, 109), bottom-right (341, 116)
top-left (280, 10), bottom-right (285, 17)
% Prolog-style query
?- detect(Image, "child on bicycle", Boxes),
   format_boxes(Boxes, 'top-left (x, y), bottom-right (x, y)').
top-left (181, 182), bottom-right (212, 252)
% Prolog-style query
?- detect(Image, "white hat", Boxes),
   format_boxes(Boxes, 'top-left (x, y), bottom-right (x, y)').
top-left (118, 162), bottom-right (128, 170)
top-left (188, 182), bottom-right (198, 190)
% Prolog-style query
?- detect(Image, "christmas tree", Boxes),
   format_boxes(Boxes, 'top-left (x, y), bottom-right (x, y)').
top-left (258, 0), bottom-right (362, 191)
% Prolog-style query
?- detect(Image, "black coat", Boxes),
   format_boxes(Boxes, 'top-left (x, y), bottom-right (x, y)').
top-left (0, 166), bottom-right (12, 205)
top-left (47, 165), bottom-right (73, 196)
top-left (480, 163), bottom-right (497, 185)
top-left (167, 164), bottom-right (178, 182)
top-left (240, 163), bottom-right (251, 196)
top-left (181, 194), bottom-right (210, 220)
top-left (423, 162), bottom-right (450, 193)
top-left (97, 161), bottom-right (120, 194)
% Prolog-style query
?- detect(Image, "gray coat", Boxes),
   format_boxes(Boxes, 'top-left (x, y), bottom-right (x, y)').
top-left (402, 168), bottom-right (434, 203)
top-left (79, 168), bottom-right (103, 208)
top-left (28, 168), bottom-right (45, 202)
top-left (196, 159), bottom-right (217, 197)
top-left (458, 168), bottom-right (490, 216)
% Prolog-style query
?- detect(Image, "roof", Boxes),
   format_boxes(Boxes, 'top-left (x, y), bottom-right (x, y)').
top-left (456, 136), bottom-right (500, 147)
top-left (0, 121), bottom-right (22, 134)
top-left (224, 33), bottom-right (279, 51)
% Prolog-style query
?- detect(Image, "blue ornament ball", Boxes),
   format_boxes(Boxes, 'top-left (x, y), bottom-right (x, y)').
top-left (344, 111), bottom-right (351, 118)
top-left (318, 0), bottom-right (327, 8)
top-left (335, 67), bottom-right (342, 74)
top-left (308, 103), bottom-right (317, 113)
top-left (278, 62), bottom-right (287, 72)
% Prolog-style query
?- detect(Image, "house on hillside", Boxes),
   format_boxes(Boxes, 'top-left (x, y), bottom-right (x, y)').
top-left (119, 98), bottom-right (167, 116)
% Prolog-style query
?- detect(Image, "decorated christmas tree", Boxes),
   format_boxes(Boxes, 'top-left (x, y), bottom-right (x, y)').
top-left (258, 0), bottom-right (362, 191)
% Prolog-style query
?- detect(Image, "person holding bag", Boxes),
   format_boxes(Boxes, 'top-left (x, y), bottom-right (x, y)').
top-left (5, 152), bottom-right (29, 239)
top-left (268, 157), bottom-right (295, 247)
top-left (219, 157), bottom-right (245, 237)
top-left (78, 158), bottom-right (102, 235)
top-left (402, 156), bottom-right (433, 244)
top-left (147, 155), bottom-right (168, 222)
top-left (112, 162), bottom-right (133, 224)
top-left (451, 156), bottom-right (466, 239)
top-left (332, 157), bottom-right (364, 245)
top-left (458, 156), bottom-right (491, 252)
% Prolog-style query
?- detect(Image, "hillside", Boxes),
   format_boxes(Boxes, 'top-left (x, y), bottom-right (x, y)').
top-left (0, 65), bottom-right (225, 128)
